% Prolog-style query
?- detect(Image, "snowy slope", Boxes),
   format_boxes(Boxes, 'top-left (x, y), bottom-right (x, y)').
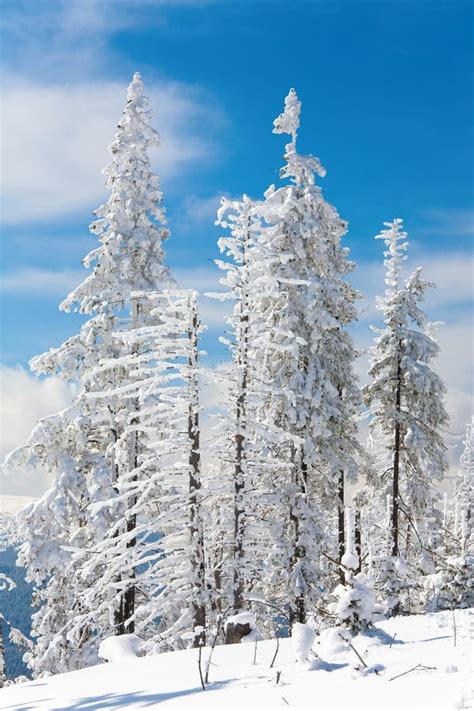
top-left (2, 609), bottom-right (472, 710)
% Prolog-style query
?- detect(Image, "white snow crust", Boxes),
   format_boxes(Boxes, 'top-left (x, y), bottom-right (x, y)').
top-left (1, 608), bottom-right (471, 710)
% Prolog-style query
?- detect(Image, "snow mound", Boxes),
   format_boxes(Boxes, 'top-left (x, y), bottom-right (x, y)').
top-left (98, 633), bottom-right (143, 662)
top-left (291, 622), bottom-right (316, 663)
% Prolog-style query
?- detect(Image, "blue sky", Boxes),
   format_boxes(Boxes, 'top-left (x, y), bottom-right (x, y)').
top-left (0, 0), bottom-right (472, 492)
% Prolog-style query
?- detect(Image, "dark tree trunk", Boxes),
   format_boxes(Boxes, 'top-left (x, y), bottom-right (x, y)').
top-left (122, 298), bottom-right (142, 634)
top-left (188, 304), bottom-right (206, 647)
top-left (337, 471), bottom-right (345, 581)
top-left (227, 220), bottom-right (251, 640)
top-left (336, 386), bottom-right (345, 580)
top-left (289, 453), bottom-right (307, 626)
top-left (108, 417), bottom-right (126, 635)
top-left (392, 353), bottom-right (402, 558)
top-left (354, 509), bottom-right (362, 573)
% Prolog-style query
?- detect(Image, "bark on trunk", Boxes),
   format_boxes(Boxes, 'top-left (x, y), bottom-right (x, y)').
top-left (337, 471), bottom-right (345, 582)
top-left (123, 298), bottom-right (140, 633)
top-left (227, 218), bottom-right (251, 637)
top-left (289, 453), bottom-right (307, 626)
top-left (392, 352), bottom-right (402, 558)
top-left (188, 301), bottom-right (206, 647)
top-left (354, 509), bottom-right (362, 573)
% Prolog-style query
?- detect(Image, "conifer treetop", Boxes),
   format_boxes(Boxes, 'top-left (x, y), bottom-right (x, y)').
top-left (273, 88), bottom-right (301, 139)
top-left (273, 88), bottom-right (326, 188)
top-left (375, 218), bottom-right (409, 292)
top-left (61, 72), bottom-right (174, 315)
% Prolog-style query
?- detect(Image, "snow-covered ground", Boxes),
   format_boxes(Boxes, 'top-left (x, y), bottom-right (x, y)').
top-left (2, 609), bottom-right (472, 710)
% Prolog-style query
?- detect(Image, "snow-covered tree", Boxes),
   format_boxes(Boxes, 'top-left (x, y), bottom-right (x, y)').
top-left (3, 72), bottom-right (180, 674)
top-left (423, 417), bottom-right (474, 611)
top-left (208, 195), bottom-right (282, 639)
top-left (4, 408), bottom-right (112, 675)
top-left (453, 417), bottom-right (473, 550)
top-left (250, 89), bottom-right (362, 624)
top-left (364, 219), bottom-right (449, 612)
top-left (327, 510), bottom-right (375, 634)
top-left (65, 290), bottom-right (207, 651)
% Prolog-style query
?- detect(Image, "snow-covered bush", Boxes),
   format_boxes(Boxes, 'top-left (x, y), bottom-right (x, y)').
top-left (424, 555), bottom-right (474, 611)
top-left (328, 552), bottom-right (375, 633)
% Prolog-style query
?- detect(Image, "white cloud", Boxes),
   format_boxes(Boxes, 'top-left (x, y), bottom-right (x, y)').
top-left (416, 208), bottom-right (474, 238)
top-left (0, 366), bottom-right (76, 497)
top-left (1, 268), bottom-right (85, 295)
top-left (0, 77), bottom-right (222, 223)
top-left (1, 0), bottom-right (215, 83)
top-left (175, 194), bottom-right (223, 230)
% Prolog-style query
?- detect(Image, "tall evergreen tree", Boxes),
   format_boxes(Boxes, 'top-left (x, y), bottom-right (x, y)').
top-left (4, 73), bottom-right (178, 673)
top-left (208, 195), bottom-right (282, 639)
top-left (364, 219), bottom-right (449, 612)
top-left (251, 89), bottom-right (361, 624)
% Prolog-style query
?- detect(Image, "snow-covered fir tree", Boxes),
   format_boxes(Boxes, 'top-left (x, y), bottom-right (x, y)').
top-left (4, 407), bottom-right (112, 675)
top-left (69, 290), bottom-right (207, 651)
top-left (363, 219), bottom-right (449, 613)
top-left (250, 89), bottom-right (362, 624)
top-left (328, 509), bottom-right (375, 633)
top-left (3, 72), bottom-right (181, 673)
top-left (208, 194), bottom-right (283, 640)
top-left (424, 417), bottom-right (474, 611)
top-left (453, 416), bottom-right (473, 550)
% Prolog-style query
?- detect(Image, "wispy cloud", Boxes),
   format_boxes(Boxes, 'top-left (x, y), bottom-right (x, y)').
top-left (1, 78), bottom-right (224, 224)
top-left (1, 268), bottom-right (85, 295)
top-left (0, 365), bottom-right (76, 497)
top-left (416, 208), bottom-right (474, 238)
top-left (0, 0), bottom-right (216, 82)
top-left (355, 250), bottom-right (474, 322)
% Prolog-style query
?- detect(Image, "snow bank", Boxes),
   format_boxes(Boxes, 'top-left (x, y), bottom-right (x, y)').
top-left (2, 609), bottom-right (472, 710)
top-left (98, 633), bottom-right (143, 663)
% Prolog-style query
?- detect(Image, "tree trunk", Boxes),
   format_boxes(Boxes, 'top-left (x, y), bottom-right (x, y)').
top-left (354, 509), bottom-right (361, 573)
top-left (336, 387), bottom-right (345, 580)
top-left (289, 453), bottom-right (307, 626)
top-left (227, 223), bottom-right (251, 636)
top-left (188, 300), bottom-right (206, 647)
top-left (337, 470), bottom-right (345, 581)
top-left (392, 353), bottom-right (402, 558)
top-left (123, 298), bottom-right (140, 633)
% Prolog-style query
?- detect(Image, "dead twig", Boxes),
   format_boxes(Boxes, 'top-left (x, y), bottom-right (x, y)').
top-left (338, 633), bottom-right (367, 669)
top-left (197, 644), bottom-right (205, 691)
top-left (281, 697), bottom-right (290, 705)
top-left (204, 605), bottom-right (232, 685)
top-left (452, 609), bottom-right (457, 648)
top-left (253, 639), bottom-right (258, 665)
top-left (389, 664), bottom-right (436, 681)
top-left (270, 636), bottom-right (280, 669)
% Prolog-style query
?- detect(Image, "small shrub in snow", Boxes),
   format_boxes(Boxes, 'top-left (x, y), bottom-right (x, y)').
top-left (328, 554), bottom-right (375, 633)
